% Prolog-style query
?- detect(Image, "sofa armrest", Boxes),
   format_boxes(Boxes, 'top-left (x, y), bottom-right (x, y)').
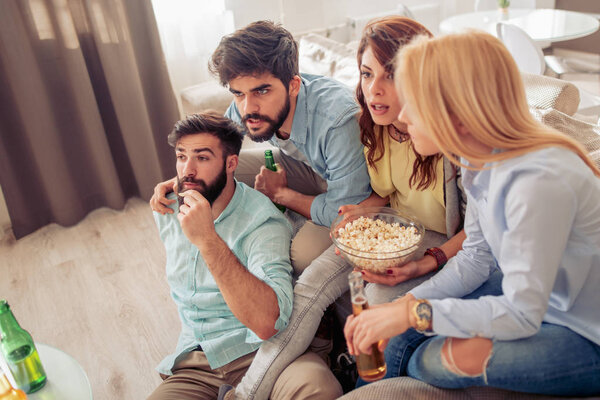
top-left (530, 108), bottom-right (600, 167)
top-left (338, 377), bottom-right (574, 400)
top-left (521, 73), bottom-right (580, 116)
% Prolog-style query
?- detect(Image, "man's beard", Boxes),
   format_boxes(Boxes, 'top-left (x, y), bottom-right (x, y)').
top-left (177, 161), bottom-right (228, 207)
top-left (241, 95), bottom-right (290, 143)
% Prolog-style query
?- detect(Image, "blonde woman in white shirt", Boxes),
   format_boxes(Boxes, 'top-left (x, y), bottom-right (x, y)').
top-left (344, 31), bottom-right (600, 396)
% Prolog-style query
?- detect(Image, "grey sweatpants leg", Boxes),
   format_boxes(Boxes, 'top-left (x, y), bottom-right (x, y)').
top-left (234, 245), bottom-right (351, 399)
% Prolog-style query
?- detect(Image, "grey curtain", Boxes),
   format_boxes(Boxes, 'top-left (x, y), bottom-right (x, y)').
top-left (0, 0), bottom-right (179, 238)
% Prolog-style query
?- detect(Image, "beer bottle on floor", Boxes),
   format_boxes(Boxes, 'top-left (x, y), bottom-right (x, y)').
top-left (348, 271), bottom-right (387, 382)
top-left (264, 150), bottom-right (286, 213)
top-left (0, 365), bottom-right (27, 399)
top-left (0, 301), bottom-right (46, 394)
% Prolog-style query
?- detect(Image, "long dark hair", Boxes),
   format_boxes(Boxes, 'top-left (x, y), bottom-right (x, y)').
top-left (356, 16), bottom-right (441, 190)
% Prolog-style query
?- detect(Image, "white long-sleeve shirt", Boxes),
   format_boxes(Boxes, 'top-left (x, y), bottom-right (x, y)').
top-left (410, 147), bottom-right (600, 345)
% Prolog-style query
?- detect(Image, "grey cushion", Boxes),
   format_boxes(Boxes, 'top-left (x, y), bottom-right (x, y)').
top-left (522, 73), bottom-right (580, 116)
top-left (531, 108), bottom-right (600, 167)
top-left (337, 377), bottom-right (590, 400)
top-left (298, 33), bottom-right (359, 88)
top-left (180, 80), bottom-right (232, 116)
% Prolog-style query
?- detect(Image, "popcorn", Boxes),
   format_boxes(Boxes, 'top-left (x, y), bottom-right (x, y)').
top-left (334, 216), bottom-right (422, 273)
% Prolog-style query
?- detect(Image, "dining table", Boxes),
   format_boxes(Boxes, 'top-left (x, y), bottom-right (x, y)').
top-left (439, 8), bottom-right (600, 43)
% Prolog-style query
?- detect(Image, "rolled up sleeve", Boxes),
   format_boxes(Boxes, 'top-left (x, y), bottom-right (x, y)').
top-left (310, 116), bottom-right (371, 226)
top-left (415, 168), bottom-right (577, 340)
top-left (242, 217), bottom-right (294, 343)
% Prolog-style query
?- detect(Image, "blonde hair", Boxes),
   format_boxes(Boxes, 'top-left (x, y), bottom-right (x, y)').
top-left (395, 31), bottom-right (600, 176)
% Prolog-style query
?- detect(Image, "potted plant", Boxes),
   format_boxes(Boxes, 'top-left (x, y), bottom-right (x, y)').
top-left (497, 0), bottom-right (510, 18)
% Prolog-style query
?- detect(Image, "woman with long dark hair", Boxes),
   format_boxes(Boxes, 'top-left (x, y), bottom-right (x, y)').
top-left (342, 16), bottom-right (467, 304)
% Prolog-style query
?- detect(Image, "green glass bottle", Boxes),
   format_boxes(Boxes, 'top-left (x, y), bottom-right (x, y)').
top-left (264, 150), bottom-right (286, 213)
top-left (0, 301), bottom-right (46, 394)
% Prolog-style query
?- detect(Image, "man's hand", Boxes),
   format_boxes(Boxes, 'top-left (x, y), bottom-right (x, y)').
top-left (177, 191), bottom-right (218, 249)
top-left (344, 295), bottom-right (413, 356)
top-left (150, 177), bottom-right (178, 214)
top-left (254, 165), bottom-right (287, 203)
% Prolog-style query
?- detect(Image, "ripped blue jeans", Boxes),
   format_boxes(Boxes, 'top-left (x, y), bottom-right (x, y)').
top-left (381, 272), bottom-right (600, 397)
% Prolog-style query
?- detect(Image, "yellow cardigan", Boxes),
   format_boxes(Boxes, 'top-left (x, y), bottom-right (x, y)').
top-left (366, 125), bottom-right (447, 234)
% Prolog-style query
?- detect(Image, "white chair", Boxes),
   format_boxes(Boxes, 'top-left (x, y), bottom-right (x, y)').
top-left (496, 22), bottom-right (546, 75)
top-left (497, 22), bottom-right (600, 121)
top-left (475, 0), bottom-right (535, 11)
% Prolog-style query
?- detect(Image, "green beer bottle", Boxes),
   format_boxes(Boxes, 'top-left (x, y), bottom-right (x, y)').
top-left (0, 301), bottom-right (46, 394)
top-left (264, 150), bottom-right (286, 213)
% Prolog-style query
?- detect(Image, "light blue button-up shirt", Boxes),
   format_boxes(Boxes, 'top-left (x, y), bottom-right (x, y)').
top-left (154, 181), bottom-right (294, 372)
top-left (410, 147), bottom-right (600, 345)
top-left (226, 73), bottom-right (372, 227)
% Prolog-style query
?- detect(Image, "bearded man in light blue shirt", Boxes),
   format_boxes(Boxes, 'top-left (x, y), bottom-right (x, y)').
top-left (148, 113), bottom-right (339, 400)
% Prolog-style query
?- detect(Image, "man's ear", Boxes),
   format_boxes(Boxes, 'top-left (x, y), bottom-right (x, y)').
top-left (288, 75), bottom-right (301, 98)
top-left (226, 154), bottom-right (238, 174)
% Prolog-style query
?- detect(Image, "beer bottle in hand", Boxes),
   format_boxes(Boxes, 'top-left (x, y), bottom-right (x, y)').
top-left (264, 150), bottom-right (286, 213)
top-left (348, 271), bottom-right (387, 382)
top-left (0, 366), bottom-right (27, 400)
top-left (0, 301), bottom-right (46, 394)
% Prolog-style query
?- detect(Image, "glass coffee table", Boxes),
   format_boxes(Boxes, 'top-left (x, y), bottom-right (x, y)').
top-left (1, 343), bottom-right (93, 400)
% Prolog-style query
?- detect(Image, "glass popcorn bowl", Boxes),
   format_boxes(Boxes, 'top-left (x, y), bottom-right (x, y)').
top-left (330, 206), bottom-right (425, 274)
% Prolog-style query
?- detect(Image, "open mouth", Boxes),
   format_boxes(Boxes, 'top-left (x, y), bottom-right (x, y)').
top-left (370, 103), bottom-right (389, 115)
top-left (246, 118), bottom-right (265, 129)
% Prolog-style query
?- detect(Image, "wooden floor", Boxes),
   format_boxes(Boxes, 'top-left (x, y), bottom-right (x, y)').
top-left (0, 198), bottom-right (179, 400)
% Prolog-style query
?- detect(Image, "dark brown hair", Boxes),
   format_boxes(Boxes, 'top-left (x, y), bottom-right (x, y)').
top-left (209, 20), bottom-right (299, 87)
top-left (356, 16), bottom-right (440, 190)
top-left (168, 111), bottom-right (244, 157)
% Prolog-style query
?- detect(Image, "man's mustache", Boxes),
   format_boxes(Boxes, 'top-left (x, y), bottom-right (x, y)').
top-left (241, 113), bottom-right (276, 125)
top-left (179, 176), bottom-right (205, 186)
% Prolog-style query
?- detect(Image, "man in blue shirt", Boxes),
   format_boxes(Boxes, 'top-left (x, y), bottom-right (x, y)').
top-left (148, 113), bottom-right (339, 399)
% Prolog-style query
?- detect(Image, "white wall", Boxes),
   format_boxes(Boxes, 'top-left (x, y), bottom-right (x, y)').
top-left (225, 0), bottom-right (449, 34)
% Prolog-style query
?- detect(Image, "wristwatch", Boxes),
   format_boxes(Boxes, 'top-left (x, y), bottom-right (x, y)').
top-left (412, 299), bottom-right (433, 333)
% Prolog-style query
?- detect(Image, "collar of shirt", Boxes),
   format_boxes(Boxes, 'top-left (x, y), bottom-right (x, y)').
top-left (461, 149), bottom-right (503, 201)
top-left (288, 76), bottom-right (308, 146)
top-left (214, 178), bottom-right (242, 224)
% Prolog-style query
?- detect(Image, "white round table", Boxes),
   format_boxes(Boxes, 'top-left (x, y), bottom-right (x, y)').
top-left (18, 343), bottom-right (93, 400)
top-left (440, 8), bottom-right (600, 43)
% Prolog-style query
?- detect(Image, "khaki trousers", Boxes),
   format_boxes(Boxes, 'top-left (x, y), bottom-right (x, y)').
top-left (236, 147), bottom-right (332, 275)
top-left (147, 350), bottom-right (342, 400)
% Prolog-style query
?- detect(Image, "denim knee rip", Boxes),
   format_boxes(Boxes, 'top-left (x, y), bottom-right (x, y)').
top-left (440, 337), bottom-right (492, 384)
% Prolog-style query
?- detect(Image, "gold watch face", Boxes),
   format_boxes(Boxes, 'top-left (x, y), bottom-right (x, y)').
top-left (415, 300), bottom-right (432, 331)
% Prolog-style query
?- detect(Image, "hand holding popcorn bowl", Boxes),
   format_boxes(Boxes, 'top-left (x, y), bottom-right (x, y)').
top-left (330, 207), bottom-right (425, 274)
